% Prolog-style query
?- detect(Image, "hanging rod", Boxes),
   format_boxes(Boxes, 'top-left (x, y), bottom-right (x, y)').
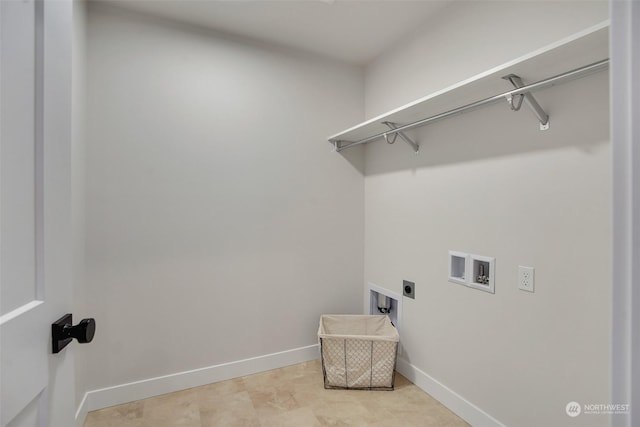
top-left (331, 58), bottom-right (609, 153)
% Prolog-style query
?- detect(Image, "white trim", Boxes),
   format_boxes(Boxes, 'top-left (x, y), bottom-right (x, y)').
top-left (78, 344), bottom-right (319, 413)
top-left (610, 1), bottom-right (639, 426)
top-left (0, 300), bottom-right (43, 325)
top-left (74, 393), bottom-right (88, 427)
top-left (396, 357), bottom-right (506, 427)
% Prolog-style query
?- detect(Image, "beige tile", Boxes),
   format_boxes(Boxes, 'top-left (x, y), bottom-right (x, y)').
top-left (364, 384), bottom-right (439, 412)
top-left (202, 415), bottom-right (259, 427)
top-left (417, 404), bottom-right (471, 427)
top-left (281, 360), bottom-right (324, 385)
top-left (260, 406), bottom-right (322, 427)
top-left (199, 391), bottom-right (260, 427)
top-left (374, 408), bottom-right (467, 427)
top-left (348, 393), bottom-right (396, 423)
top-left (290, 381), bottom-right (326, 407)
top-left (86, 401), bottom-right (144, 420)
top-left (196, 379), bottom-right (247, 410)
top-left (241, 369), bottom-right (286, 392)
top-left (197, 389), bottom-right (250, 410)
top-left (200, 391), bottom-right (260, 427)
top-left (194, 376), bottom-right (245, 398)
top-left (83, 418), bottom-right (145, 427)
top-left (312, 399), bottom-right (382, 426)
top-left (143, 388), bottom-right (198, 408)
top-left (84, 401), bottom-right (144, 427)
top-left (83, 362), bottom-right (469, 427)
top-left (143, 389), bottom-right (200, 426)
top-left (246, 385), bottom-right (300, 419)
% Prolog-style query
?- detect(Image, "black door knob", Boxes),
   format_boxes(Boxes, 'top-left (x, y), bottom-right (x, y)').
top-left (64, 318), bottom-right (96, 344)
top-left (52, 314), bottom-right (97, 353)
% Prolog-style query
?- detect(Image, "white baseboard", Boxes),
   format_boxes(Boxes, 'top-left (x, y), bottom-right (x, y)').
top-left (396, 357), bottom-right (506, 427)
top-left (76, 344), bottom-right (320, 418)
top-left (76, 346), bottom-right (501, 427)
top-left (75, 393), bottom-right (88, 427)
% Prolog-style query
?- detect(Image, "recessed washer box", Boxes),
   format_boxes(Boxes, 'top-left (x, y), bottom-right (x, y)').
top-left (469, 254), bottom-right (495, 294)
top-left (366, 283), bottom-right (402, 333)
top-left (448, 250), bottom-right (468, 285)
top-left (448, 250), bottom-right (495, 294)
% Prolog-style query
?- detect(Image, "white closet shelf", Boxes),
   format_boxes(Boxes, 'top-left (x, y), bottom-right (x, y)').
top-left (328, 21), bottom-right (610, 153)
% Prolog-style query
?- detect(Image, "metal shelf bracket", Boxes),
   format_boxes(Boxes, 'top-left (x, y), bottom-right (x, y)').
top-left (502, 74), bottom-right (550, 130)
top-left (382, 121), bottom-right (419, 153)
top-left (330, 60), bottom-right (608, 153)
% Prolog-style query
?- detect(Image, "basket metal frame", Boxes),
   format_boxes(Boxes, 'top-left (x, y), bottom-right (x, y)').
top-left (320, 337), bottom-right (398, 391)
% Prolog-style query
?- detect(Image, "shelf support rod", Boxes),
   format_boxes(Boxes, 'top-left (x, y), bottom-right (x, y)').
top-left (332, 59), bottom-right (608, 152)
top-left (502, 74), bottom-right (550, 130)
top-left (382, 121), bottom-right (419, 153)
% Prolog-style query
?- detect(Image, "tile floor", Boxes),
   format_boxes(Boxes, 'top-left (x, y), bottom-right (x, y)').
top-left (83, 360), bottom-right (470, 427)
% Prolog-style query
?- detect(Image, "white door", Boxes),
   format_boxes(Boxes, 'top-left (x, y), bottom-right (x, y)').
top-left (1, 1), bottom-right (75, 426)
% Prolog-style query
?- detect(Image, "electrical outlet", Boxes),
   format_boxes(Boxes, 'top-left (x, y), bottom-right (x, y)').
top-left (518, 266), bottom-right (535, 292)
top-left (403, 280), bottom-right (415, 299)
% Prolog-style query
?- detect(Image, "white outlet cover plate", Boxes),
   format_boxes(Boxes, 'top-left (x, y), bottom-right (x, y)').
top-left (518, 266), bottom-right (535, 292)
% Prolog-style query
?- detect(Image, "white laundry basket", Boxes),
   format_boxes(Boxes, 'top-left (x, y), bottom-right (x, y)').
top-left (318, 315), bottom-right (399, 390)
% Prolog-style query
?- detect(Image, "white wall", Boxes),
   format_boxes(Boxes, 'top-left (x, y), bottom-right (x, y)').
top-left (84, 3), bottom-right (364, 391)
top-left (363, 2), bottom-right (610, 427)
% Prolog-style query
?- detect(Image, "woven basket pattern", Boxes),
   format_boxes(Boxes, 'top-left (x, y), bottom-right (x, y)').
top-left (321, 337), bottom-right (397, 390)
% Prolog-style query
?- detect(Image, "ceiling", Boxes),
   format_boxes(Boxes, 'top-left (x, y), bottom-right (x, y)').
top-left (97, 0), bottom-right (452, 65)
